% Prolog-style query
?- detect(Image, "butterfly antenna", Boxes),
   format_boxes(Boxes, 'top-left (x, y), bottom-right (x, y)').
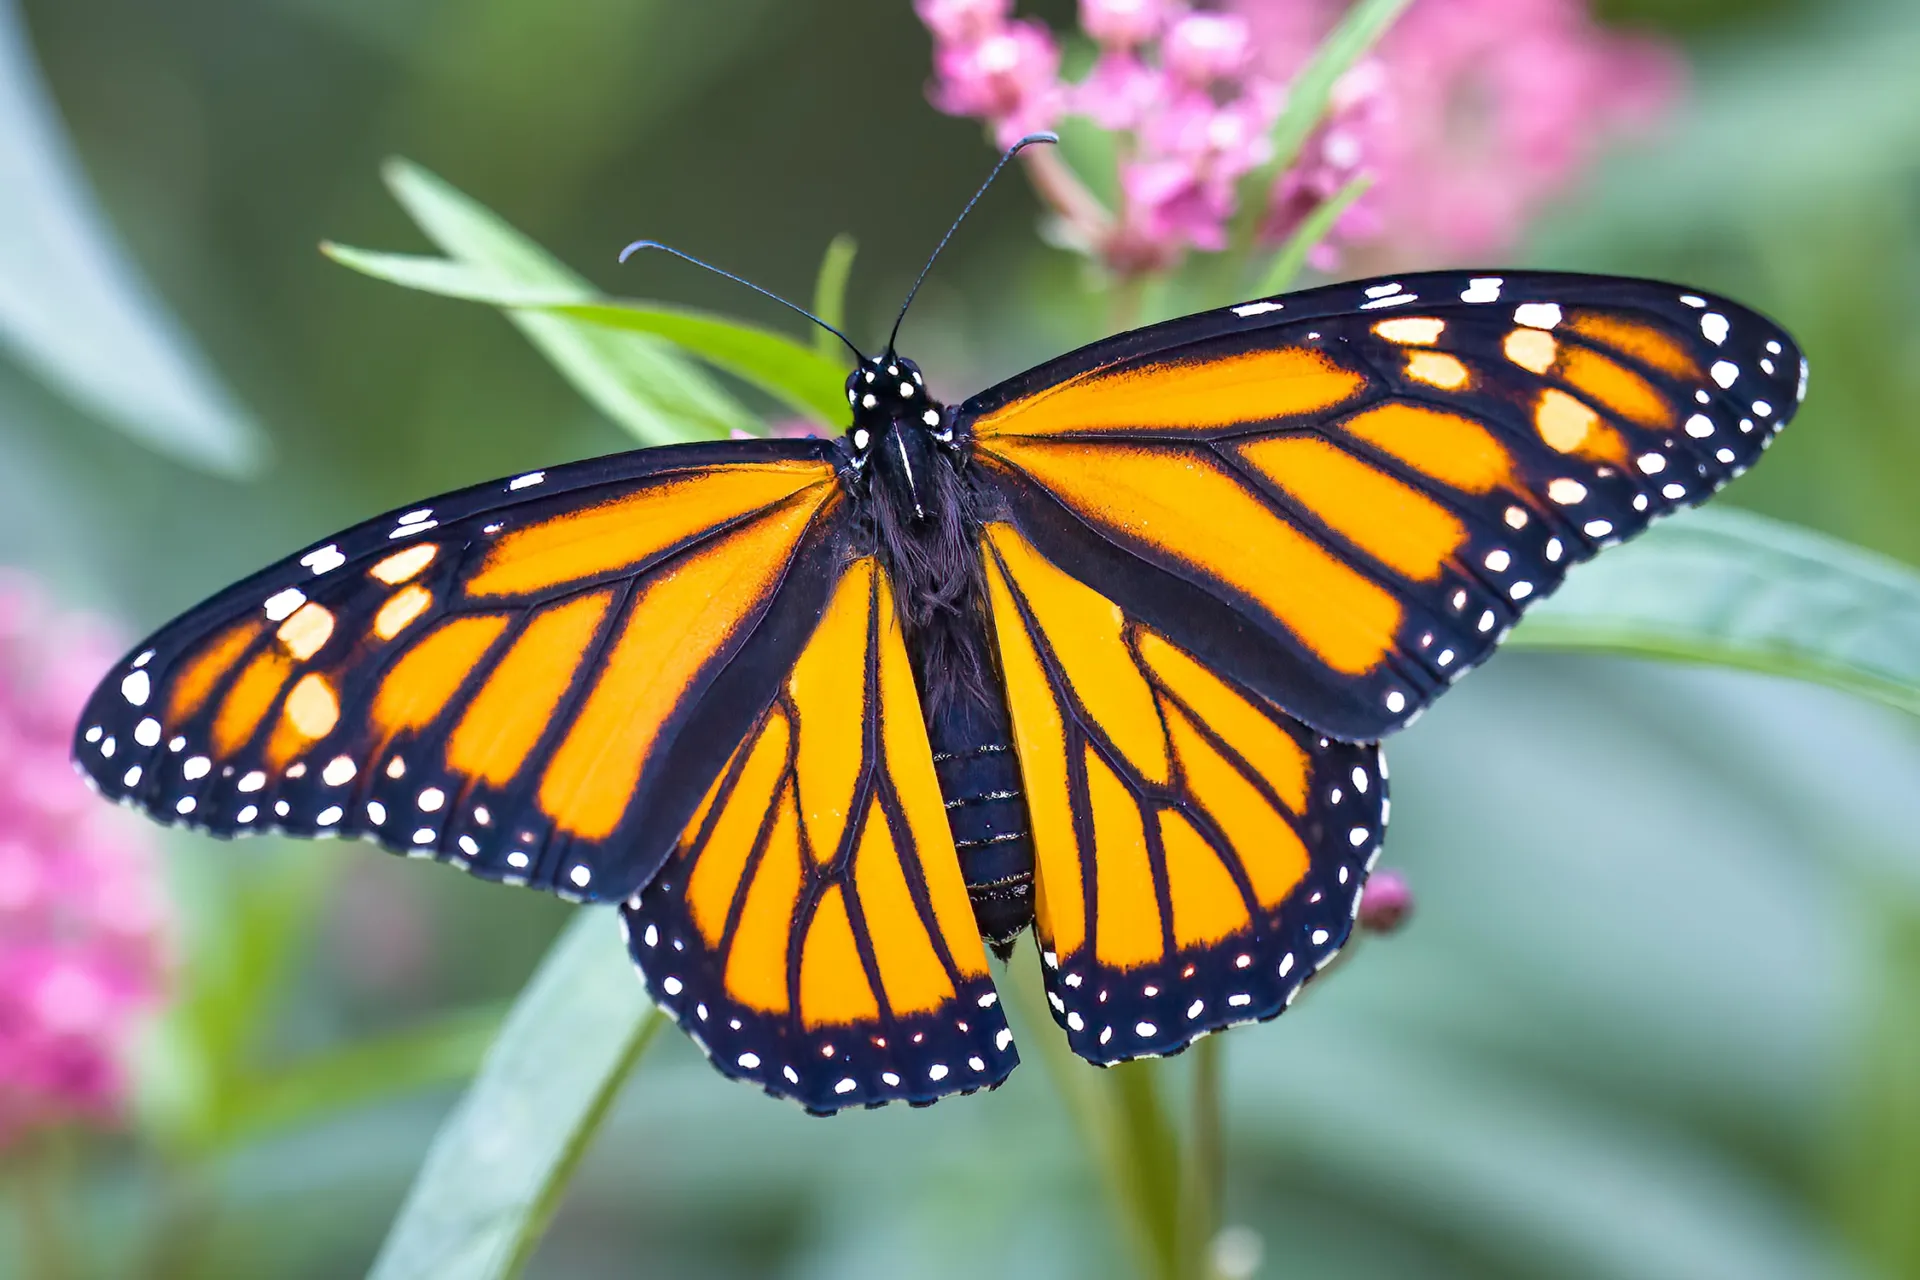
top-left (887, 131), bottom-right (1057, 355)
top-left (618, 240), bottom-right (866, 362)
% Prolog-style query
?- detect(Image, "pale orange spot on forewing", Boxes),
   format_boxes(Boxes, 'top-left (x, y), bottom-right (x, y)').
top-left (985, 523), bottom-right (1168, 785)
top-left (212, 651), bottom-right (292, 757)
top-left (276, 603), bottom-right (334, 661)
top-left (984, 533), bottom-right (1083, 958)
top-left (874, 570), bottom-right (988, 978)
top-left (854, 798), bottom-right (957, 1015)
top-left (370, 544), bottom-right (437, 585)
top-left (1559, 347), bottom-right (1674, 428)
top-left (1568, 312), bottom-right (1699, 380)
top-left (266, 671), bottom-right (340, 769)
top-left (684, 711), bottom-right (792, 946)
top-left (466, 463), bottom-right (833, 597)
top-left (1504, 328), bottom-right (1557, 374)
top-left (538, 500), bottom-right (817, 842)
top-left (447, 590), bottom-right (612, 787)
top-left (1164, 702), bottom-right (1308, 909)
top-left (1134, 631), bottom-right (1308, 813)
top-left (986, 440), bottom-right (1401, 676)
top-left (787, 558), bottom-right (873, 865)
top-left (1087, 747), bottom-right (1163, 969)
top-left (167, 620), bottom-right (263, 721)
top-left (374, 584), bottom-right (434, 640)
top-left (799, 884), bottom-right (880, 1028)
top-left (1405, 350), bottom-right (1469, 389)
top-left (723, 791), bottom-right (802, 1014)
top-left (1238, 436), bottom-right (1465, 583)
top-left (1159, 811), bottom-right (1251, 948)
top-left (972, 347), bottom-right (1364, 438)
top-left (371, 616), bottom-right (507, 739)
top-left (1339, 403), bottom-right (1514, 495)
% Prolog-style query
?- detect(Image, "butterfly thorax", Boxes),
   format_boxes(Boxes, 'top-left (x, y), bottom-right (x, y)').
top-left (843, 353), bottom-right (1035, 956)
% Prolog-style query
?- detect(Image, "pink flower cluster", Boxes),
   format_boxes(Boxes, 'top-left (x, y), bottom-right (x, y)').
top-left (917, 0), bottom-right (1680, 275)
top-left (0, 574), bottom-right (168, 1148)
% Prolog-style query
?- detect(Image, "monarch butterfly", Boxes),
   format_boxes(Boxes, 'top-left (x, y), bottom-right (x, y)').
top-left (72, 137), bottom-right (1805, 1114)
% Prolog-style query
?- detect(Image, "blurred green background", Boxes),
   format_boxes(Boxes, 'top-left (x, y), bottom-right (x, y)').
top-left (3, 0), bottom-right (1918, 1276)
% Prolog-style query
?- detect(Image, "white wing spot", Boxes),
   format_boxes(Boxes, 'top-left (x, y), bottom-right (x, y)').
top-left (1348, 827), bottom-right (1369, 847)
top-left (263, 588), bottom-right (306, 621)
top-left (182, 756), bottom-right (211, 781)
top-left (1384, 690), bottom-right (1406, 714)
top-left (317, 805), bottom-right (344, 826)
top-left (134, 718), bottom-right (161, 747)
top-left (836, 1077), bottom-right (858, 1094)
top-left (1584, 519), bottom-right (1615, 538)
top-left (300, 544), bottom-right (347, 575)
top-left (662, 976), bottom-right (683, 996)
top-left (1700, 313), bottom-right (1729, 344)
top-left (508, 471), bottom-right (546, 490)
top-left (1685, 414), bottom-right (1715, 438)
top-left (418, 787), bottom-right (445, 812)
top-left (569, 864), bottom-right (592, 888)
top-left (1484, 549), bottom-right (1511, 572)
top-left (1547, 478), bottom-right (1587, 504)
top-left (1311, 928), bottom-right (1331, 945)
top-left (1460, 277), bottom-right (1502, 303)
top-left (238, 770), bottom-right (266, 792)
top-left (928, 1063), bottom-right (949, 1081)
top-left (122, 765), bottom-right (142, 787)
top-left (1230, 300), bottom-right (1284, 318)
top-left (1135, 1021), bottom-right (1157, 1037)
top-left (738, 1052), bottom-right (761, 1069)
top-left (1711, 361), bottom-right (1739, 388)
top-left (176, 796), bottom-right (196, 816)
top-left (1514, 302), bottom-right (1561, 329)
top-left (321, 756), bottom-right (356, 786)
top-left (121, 670), bottom-right (151, 706)
top-left (368, 801), bottom-right (388, 824)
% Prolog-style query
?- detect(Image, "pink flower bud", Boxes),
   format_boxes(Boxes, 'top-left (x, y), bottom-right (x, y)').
top-left (1163, 12), bottom-right (1251, 84)
top-left (1358, 869), bottom-right (1413, 934)
top-left (929, 20), bottom-right (1064, 146)
top-left (1079, 0), bottom-right (1165, 48)
top-left (914, 0), bottom-right (1013, 46)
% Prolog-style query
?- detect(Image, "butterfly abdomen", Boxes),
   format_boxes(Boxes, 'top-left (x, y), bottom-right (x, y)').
top-left (926, 687), bottom-right (1033, 959)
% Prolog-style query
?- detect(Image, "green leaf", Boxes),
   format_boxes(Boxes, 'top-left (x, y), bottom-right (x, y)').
top-left (369, 909), bottom-right (663, 1280)
top-left (1515, 508), bottom-right (1920, 717)
top-left (1249, 173), bottom-right (1373, 298)
top-left (361, 159), bottom-right (755, 445)
top-left (812, 234), bottom-right (858, 360)
top-left (0, 0), bottom-right (263, 475)
top-left (552, 302), bottom-right (849, 427)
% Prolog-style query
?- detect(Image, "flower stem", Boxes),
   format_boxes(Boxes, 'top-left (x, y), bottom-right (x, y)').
top-left (1179, 1035), bottom-right (1226, 1279)
top-left (14, 1134), bottom-right (76, 1280)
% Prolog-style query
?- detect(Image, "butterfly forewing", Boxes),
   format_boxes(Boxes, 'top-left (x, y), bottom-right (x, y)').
top-left (73, 440), bottom-right (849, 901)
top-left (622, 555), bottom-right (1015, 1112)
top-left (962, 271), bottom-right (1806, 741)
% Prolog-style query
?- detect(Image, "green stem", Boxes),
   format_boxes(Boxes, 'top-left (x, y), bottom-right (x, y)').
top-left (1180, 1036), bottom-right (1226, 1279)
top-left (1250, 173), bottom-right (1375, 300)
top-left (14, 1133), bottom-right (74, 1280)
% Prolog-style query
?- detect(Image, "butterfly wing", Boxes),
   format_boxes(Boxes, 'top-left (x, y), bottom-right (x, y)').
top-left (73, 440), bottom-right (853, 902)
top-left (621, 555), bottom-right (1014, 1112)
top-left (962, 270), bottom-right (1806, 741)
top-left (980, 520), bottom-right (1383, 1063)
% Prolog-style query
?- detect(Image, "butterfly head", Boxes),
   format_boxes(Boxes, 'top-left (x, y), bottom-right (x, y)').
top-left (844, 354), bottom-right (950, 458)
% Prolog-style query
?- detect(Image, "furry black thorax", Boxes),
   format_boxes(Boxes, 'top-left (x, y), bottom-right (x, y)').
top-left (839, 353), bottom-right (996, 717)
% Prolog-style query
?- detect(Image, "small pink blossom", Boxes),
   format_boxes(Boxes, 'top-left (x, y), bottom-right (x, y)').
top-left (1162, 12), bottom-right (1254, 85)
top-left (1075, 51), bottom-right (1162, 131)
top-left (1079, 0), bottom-right (1166, 48)
top-left (929, 19), bottom-right (1064, 148)
top-left (0, 572), bottom-right (168, 1148)
top-left (1358, 868), bottom-right (1413, 934)
top-left (913, 0), bottom-right (1012, 45)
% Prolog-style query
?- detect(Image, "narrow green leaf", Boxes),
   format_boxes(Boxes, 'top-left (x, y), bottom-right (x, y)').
top-left (0, 0), bottom-right (263, 475)
top-left (1516, 508), bottom-right (1920, 716)
top-left (553, 301), bottom-right (849, 427)
top-left (370, 909), bottom-right (663, 1280)
top-left (811, 234), bottom-right (859, 360)
top-left (362, 159), bottom-right (754, 445)
top-left (1233, 0), bottom-right (1411, 247)
top-left (1249, 173), bottom-right (1374, 299)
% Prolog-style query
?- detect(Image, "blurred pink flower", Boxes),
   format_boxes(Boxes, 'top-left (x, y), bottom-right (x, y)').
top-left (917, 0), bottom-right (1681, 277)
top-left (0, 572), bottom-right (168, 1149)
top-left (1080, 0), bottom-right (1167, 48)
top-left (1358, 867), bottom-right (1413, 934)
top-left (928, 19), bottom-right (1064, 149)
top-left (1162, 11), bottom-right (1254, 85)
top-left (1241, 0), bottom-right (1682, 265)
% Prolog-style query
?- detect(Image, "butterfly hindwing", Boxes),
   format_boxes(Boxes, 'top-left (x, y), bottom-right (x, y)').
top-left (980, 520), bottom-right (1383, 1064)
top-left (963, 270), bottom-right (1806, 741)
top-left (73, 440), bottom-right (850, 901)
top-left (621, 555), bottom-right (1016, 1112)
